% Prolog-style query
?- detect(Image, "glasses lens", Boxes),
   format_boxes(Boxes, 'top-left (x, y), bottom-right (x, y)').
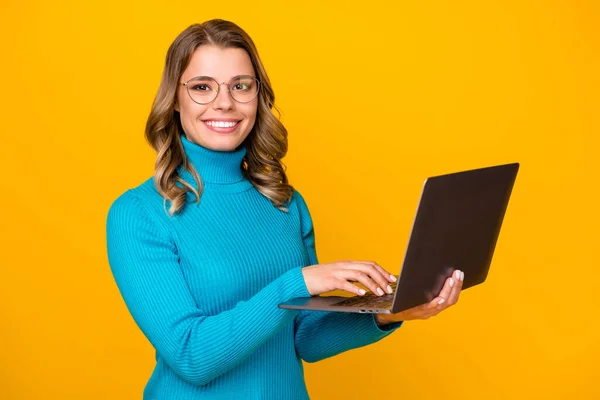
top-left (229, 76), bottom-right (259, 103)
top-left (186, 77), bottom-right (218, 104)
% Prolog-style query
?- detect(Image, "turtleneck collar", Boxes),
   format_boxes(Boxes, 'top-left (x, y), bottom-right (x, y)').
top-left (178, 134), bottom-right (248, 185)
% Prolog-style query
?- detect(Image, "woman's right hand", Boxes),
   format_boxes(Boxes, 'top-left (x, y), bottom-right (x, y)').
top-left (301, 261), bottom-right (397, 297)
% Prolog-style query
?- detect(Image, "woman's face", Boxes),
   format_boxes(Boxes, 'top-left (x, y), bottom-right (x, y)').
top-left (175, 45), bottom-right (258, 151)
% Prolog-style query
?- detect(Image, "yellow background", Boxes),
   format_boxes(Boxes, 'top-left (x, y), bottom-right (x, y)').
top-left (1, 1), bottom-right (598, 399)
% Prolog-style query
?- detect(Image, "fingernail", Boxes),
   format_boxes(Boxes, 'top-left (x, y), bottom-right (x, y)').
top-left (387, 285), bottom-right (393, 294)
top-left (389, 274), bottom-right (397, 282)
top-left (359, 289), bottom-right (366, 295)
top-left (460, 271), bottom-right (465, 281)
top-left (438, 298), bottom-right (445, 305)
top-left (455, 270), bottom-right (461, 279)
top-left (377, 287), bottom-right (384, 296)
top-left (448, 278), bottom-right (454, 288)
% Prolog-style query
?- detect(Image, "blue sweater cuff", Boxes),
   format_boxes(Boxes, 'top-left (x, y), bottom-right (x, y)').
top-left (284, 266), bottom-right (311, 300)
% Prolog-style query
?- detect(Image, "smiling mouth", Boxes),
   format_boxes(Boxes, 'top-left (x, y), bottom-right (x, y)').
top-left (203, 120), bottom-right (240, 128)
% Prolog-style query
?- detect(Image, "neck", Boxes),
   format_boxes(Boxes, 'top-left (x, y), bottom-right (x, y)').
top-left (178, 134), bottom-right (247, 185)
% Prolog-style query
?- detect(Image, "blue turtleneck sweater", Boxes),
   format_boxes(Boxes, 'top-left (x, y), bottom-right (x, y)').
top-left (106, 134), bottom-right (402, 399)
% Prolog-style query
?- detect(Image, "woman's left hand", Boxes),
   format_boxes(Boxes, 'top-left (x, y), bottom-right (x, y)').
top-left (375, 269), bottom-right (465, 325)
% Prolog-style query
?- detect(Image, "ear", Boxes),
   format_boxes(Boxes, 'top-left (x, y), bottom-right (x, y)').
top-left (174, 101), bottom-right (180, 112)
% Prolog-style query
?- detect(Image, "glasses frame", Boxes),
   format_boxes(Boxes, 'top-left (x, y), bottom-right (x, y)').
top-left (179, 75), bottom-right (261, 105)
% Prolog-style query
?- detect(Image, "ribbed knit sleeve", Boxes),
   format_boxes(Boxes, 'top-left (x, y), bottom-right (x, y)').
top-left (106, 191), bottom-right (310, 386)
top-left (292, 191), bottom-right (403, 363)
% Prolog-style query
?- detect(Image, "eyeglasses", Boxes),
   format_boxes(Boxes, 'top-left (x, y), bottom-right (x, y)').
top-left (179, 75), bottom-right (261, 105)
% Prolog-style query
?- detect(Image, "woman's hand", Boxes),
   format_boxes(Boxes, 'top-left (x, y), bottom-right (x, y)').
top-left (302, 261), bottom-right (397, 297)
top-left (375, 269), bottom-right (465, 326)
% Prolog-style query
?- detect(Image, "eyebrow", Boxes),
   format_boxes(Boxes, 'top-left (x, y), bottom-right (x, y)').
top-left (185, 74), bottom-right (256, 81)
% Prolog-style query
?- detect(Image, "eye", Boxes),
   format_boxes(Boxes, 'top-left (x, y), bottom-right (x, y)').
top-left (232, 80), bottom-right (252, 91)
top-left (187, 78), bottom-right (216, 92)
top-left (190, 83), bottom-right (212, 91)
top-left (231, 77), bottom-right (256, 92)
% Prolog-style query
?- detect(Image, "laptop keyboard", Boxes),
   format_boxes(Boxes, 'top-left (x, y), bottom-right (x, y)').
top-left (331, 281), bottom-right (397, 309)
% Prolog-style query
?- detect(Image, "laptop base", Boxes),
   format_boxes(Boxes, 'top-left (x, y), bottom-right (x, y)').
top-left (278, 295), bottom-right (393, 314)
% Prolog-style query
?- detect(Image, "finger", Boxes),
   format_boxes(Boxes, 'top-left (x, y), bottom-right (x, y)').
top-left (339, 270), bottom-right (385, 296)
top-left (423, 297), bottom-right (447, 318)
top-left (436, 274), bottom-right (456, 305)
top-left (349, 260), bottom-right (397, 283)
top-left (446, 270), bottom-right (464, 306)
top-left (413, 297), bottom-right (445, 317)
top-left (336, 279), bottom-right (367, 297)
top-left (431, 296), bottom-right (447, 311)
top-left (344, 263), bottom-right (393, 294)
top-left (401, 298), bottom-right (445, 320)
top-left (413, 296), bottom-right (447, 319)
top-left (370, 262), bottom-right (397, 284)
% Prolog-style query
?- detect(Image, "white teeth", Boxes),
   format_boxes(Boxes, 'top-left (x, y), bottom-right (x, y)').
top-left (205, 120), bottom-right (239, 128)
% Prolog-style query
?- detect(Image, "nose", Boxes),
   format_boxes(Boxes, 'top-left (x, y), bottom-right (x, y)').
top-left (212, 83), bottom-right (235, 111)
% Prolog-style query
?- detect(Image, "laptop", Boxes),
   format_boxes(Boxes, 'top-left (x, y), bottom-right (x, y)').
top-left (278, 162), bottom-right (519, 314)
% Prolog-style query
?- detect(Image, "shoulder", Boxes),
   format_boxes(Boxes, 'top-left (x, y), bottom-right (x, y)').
top-left (107, 178), bottom-right (153, 214)
top-left (291, 188), bottom-right (310, 207)
top-left (106, 177), bottom-right (169, 229)
top-left (289, 188), bottom-right (316, 240)
top-left (289, 188), bottom-right (314, 224)
top-left (106, 189), bottom-right (145, 235)
top-left (290, 188), bottom-right (308, 211)
top-left (106, 185), bottom-right (177, 253)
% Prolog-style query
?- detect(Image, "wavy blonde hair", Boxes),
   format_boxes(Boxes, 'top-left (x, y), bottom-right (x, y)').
top-left (145, 19), bottom-right (294, 216)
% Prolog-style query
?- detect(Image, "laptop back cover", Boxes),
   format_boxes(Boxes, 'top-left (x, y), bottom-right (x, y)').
top-left (391, 163), bottom-right (519, 313)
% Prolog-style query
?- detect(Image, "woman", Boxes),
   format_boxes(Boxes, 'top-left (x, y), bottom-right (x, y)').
top-left (106, 19), bottom-right (464, 399)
